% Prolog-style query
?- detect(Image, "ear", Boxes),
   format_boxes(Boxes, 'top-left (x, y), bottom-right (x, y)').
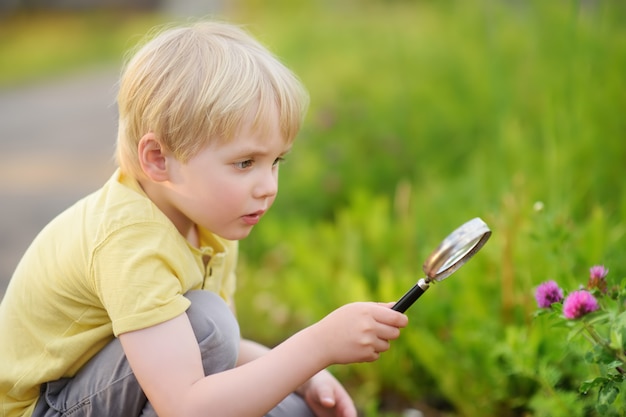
top-left (137, 133), bottom-right (170, 182)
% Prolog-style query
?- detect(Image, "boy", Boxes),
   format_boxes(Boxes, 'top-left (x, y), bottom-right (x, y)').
top-left (0, 21), bottom-right (407, 417)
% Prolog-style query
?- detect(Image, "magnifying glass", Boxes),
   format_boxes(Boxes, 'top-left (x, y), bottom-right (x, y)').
top-left (392, 217), bottom-right (492, 313)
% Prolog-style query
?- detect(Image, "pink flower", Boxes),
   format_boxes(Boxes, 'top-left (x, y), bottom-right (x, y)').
top-left (563, 290), bottom-right (600, 319)
top-left (535, 280), bottom-right (564, 308)
top-left (590, 265), bottom-right (609, 279)
top-left (588, 265), bottom-right (609, 293)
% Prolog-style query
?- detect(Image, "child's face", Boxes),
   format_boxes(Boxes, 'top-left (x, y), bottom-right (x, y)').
top-left (163, 108), bottom-right (289, 241)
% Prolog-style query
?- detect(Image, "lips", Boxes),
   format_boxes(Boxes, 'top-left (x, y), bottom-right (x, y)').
top-left (242, 210), bottom-right (265, 225)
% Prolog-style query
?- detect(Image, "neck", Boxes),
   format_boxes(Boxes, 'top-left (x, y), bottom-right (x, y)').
top-left (137, 178), bottom-right (200, 247)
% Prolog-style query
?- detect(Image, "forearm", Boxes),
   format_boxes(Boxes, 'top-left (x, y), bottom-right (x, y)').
top-left (237, 338), bottom-right (324, 398)
top-left (184, 326), bottom-right (328, 417)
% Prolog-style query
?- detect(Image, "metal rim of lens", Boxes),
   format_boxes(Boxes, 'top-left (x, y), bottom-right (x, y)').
top-left (422, 217), bottom-right (491, 282)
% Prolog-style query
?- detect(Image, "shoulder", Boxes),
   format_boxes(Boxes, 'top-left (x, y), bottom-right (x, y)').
top-left (73, 170), bottom-right (180, 244)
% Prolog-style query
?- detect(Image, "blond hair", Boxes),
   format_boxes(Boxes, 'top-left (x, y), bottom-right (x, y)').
top-left (115, 21), bottom-right (309, 177)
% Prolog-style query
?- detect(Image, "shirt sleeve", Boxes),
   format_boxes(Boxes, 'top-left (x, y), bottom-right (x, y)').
top-left (90, 221), bottom-right (195, 336)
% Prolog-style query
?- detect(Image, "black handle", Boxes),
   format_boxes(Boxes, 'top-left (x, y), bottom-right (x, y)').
top-left (392, 282), bottom-right (427, 312)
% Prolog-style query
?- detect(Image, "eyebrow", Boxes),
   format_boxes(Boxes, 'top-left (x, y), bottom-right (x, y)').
top-left (235, 144), bottom-right (292, 158)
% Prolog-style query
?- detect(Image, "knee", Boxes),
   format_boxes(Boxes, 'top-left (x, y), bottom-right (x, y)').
top-left (184, 290), bottom-right (240, 373)
top-left (266, 393), bottom-right (316, 417)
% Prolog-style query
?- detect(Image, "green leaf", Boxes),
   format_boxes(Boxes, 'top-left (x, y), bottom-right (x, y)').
top-left (597, 383), bottom-right (619, 408)
top-left (566, 323), bottom-right (587, 342)
top-left (610, 320), bottom-right (626, 351)
top-left (580, 376), bottom-right (608, 394)
top-left (587, 312), bottom-right (612, 326)
top-left (551, 303), bottom-right (564, 315)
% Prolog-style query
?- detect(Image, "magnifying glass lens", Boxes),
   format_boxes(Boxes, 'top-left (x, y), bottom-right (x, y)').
top-left (392, 217), bottom-right (491, 313)
top-left (437, 235), bottom-right (484, 274)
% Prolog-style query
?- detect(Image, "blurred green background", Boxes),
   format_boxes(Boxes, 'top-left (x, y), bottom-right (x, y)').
top-left (1, 0), bottom-right (625, 416)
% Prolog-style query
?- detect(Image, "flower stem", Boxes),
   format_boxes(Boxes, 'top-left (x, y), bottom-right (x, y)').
top-left (582, 321), bottom-right (626, 374)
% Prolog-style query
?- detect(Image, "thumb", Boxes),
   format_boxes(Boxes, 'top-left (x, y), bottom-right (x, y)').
top-left (316, 385), bottom-right (336, 407)
top-left (378, 301), bottom-right (397, 308)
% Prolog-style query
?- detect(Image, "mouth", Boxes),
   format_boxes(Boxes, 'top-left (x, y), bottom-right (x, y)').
top-left (241, 210), bottom-right (265, 226)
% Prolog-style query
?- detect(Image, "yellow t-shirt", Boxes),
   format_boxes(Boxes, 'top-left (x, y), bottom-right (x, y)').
top-left (0, 170), bottom-right (238, 417)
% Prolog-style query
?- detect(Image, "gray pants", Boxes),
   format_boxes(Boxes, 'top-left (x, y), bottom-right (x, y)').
top-left (33, 290), bottom-right (315, 417)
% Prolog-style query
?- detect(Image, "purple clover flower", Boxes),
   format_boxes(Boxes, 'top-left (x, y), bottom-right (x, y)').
top-left (590, 265), bottom-right (609, 279)
top-left (535, 280), bottom-right (564, 308)
top-left (563, 290), bottom-right (600, 319)
top-left (588, 265), bottom-right (609, 293)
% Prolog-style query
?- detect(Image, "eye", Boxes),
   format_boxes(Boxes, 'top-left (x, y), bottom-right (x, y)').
top-left (234, 160), bottom-right (253, 169)
top-left (273, 157), bottom-right (285, 167)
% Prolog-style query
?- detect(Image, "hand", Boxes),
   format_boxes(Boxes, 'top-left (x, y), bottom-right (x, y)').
top-left (298, 370), bottom-right (357, 417)
top-left (310, 302), bottom-right (408, 365)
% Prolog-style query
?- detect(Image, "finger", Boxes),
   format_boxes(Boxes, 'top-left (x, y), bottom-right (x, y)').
top-left (376, 323), bottom-right (402, 341)
top-left (373, 305), bottom-right (409, 327)
top-left (377, 302), bottom-right (397, 308)
top-left (373, 338), bottom-right (391, 354)
top-left (336, 394), bottom-right (358, 417)
top-left (316, 385), bottom-right (336, 407)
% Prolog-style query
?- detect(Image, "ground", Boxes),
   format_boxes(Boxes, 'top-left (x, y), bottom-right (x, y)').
top-left (0, 68), bottom-right (119, 297)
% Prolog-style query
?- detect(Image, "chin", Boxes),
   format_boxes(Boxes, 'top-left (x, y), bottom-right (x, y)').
top-left (218, 227), bottom-right (254, 241)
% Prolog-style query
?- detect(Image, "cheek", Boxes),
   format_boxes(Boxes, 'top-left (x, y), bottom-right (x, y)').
top-left (214, 180), bottom-right (246, 205)
top-left (184, 165), bottom-right (227, 197)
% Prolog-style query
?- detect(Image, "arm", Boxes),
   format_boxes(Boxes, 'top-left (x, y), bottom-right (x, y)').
top-left (119, 302), bottom-right (407, 417)
top-left (237, 339), bottom-right (358, 417)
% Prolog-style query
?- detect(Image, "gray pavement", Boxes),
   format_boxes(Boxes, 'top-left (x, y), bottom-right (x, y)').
top-left (0, 68), bottom-right (120, 298)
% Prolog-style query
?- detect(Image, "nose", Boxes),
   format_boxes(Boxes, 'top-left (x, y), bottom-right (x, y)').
top-left (253, 167), bottom-right (278, 199)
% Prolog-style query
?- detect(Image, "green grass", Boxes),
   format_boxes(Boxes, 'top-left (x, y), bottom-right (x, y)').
top-left (234, 1), bottom-right (626, 415)
top-left (3, 1), bottom-right (625, 415)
